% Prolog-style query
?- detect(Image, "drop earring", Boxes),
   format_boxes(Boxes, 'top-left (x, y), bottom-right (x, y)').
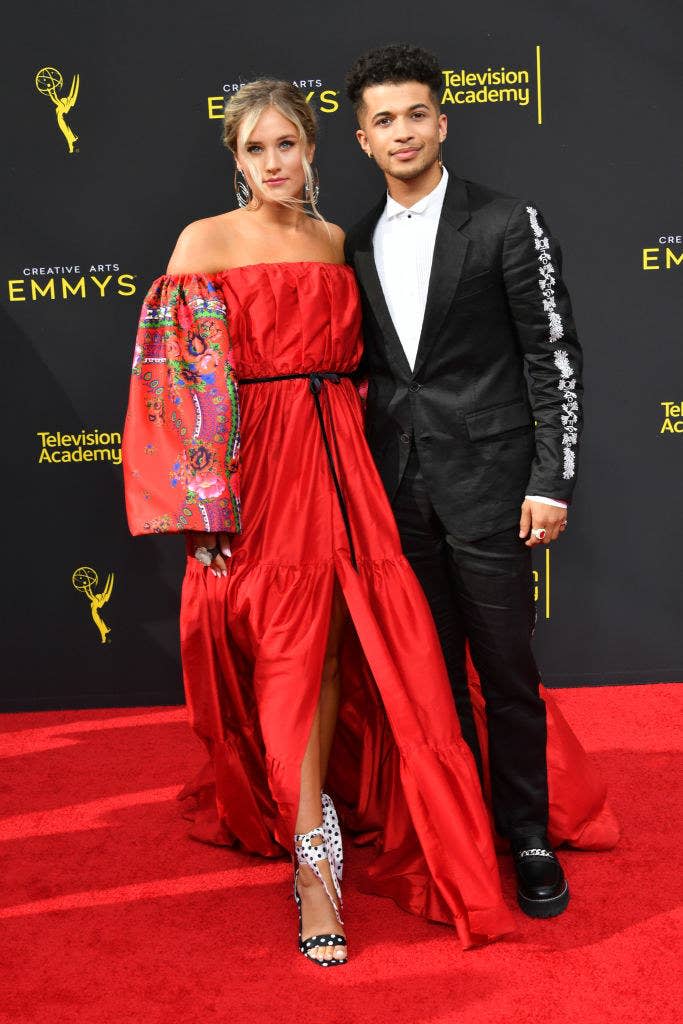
top-left (234, 167), bottom-right (252, 208)
top-left (304, 166), bottom-right (320, 206)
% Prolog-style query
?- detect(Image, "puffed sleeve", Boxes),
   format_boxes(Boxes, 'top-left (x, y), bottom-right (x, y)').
top-left (122, 274), bottom-right (241, 535)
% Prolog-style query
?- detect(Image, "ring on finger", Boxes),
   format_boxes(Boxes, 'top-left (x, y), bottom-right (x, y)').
top-left (531, 528), bottom-right (547, 541)
top-left (194, 544), bottom-right (221, 566)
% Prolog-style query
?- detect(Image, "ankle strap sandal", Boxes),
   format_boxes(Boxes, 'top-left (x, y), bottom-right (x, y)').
top-left (293, 823), bottom-right (347, 967)
top-left (322, 792), bottom-right (344, 884)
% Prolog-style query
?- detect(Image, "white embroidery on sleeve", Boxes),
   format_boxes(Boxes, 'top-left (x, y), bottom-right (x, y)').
top-left (526, 206), bottom-right (577, 480)
top-left (526, 206), bottom-right (564, 343)
top-left (554, 349), bottom-right (579, 480)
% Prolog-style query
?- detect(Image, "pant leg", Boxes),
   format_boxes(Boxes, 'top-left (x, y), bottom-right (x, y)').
top-left (445, 528), bottom-right (549, 838)
top-left (391, 448), bottom-right (484, 777)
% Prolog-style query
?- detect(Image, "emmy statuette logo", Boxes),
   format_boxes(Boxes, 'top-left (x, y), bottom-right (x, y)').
top-left (72, 566), bottom-right (114, 643)
top-left (35, 66), bottom-right (79, 153)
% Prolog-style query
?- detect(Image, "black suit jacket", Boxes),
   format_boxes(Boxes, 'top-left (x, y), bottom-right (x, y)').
top-left (345, 171), bottom-right (583, 541)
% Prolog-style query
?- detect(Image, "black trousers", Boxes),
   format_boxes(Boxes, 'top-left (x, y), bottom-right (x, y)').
top-left (392, 446), bottom-right (549, 839)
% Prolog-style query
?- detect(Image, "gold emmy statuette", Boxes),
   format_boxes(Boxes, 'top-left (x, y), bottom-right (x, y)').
top-left (72, 566), bottom-right (114, 644)
top-left (35, 66), bottom-right (79, 153)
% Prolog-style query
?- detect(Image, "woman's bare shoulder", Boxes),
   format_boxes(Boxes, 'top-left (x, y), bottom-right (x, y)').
top-left (314, 218), bottom-right (346, 263)
top-left (166, 212), bottom-right (239, 275)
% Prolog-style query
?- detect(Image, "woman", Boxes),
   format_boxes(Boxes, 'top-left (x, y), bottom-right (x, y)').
top-left (122, 81), bottom-right (615, 966)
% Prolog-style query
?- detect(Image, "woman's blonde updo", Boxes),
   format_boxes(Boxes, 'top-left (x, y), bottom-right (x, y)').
top-left (223, 79), bottom-right (320, 216)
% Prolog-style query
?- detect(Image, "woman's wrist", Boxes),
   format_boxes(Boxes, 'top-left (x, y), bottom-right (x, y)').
top-left (190, 531), bottom-right (216, 547)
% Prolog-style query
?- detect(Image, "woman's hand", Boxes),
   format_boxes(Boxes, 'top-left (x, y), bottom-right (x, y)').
top-left (191, 532), bottom-right (232, 577)
top-left (211, 532), bottom-right (232, 576)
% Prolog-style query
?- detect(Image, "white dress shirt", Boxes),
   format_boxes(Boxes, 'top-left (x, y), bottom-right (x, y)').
top-left (372, 168), bottom-right (566, 511)
top-left (373, 167), bottom-right (449, 371)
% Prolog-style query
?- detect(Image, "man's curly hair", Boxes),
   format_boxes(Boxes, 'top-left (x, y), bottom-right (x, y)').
top-left (345, 44), bottom-right (442, 114)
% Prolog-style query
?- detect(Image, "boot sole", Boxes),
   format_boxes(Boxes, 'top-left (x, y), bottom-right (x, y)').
top-left (517, 880), bottom-right (570, 919)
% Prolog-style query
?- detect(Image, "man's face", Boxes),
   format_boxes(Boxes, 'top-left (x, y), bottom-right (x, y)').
top-left (355, 81), bottom-right (447, 182)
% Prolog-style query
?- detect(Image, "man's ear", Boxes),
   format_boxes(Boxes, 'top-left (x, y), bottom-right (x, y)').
top-left (356, 128), bottom-right (371, 157)
top-left (438, 113), bottom-right (448, 143)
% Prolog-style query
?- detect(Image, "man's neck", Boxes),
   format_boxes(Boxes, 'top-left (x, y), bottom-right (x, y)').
top-left (385, 162), bottom-right (443, 209)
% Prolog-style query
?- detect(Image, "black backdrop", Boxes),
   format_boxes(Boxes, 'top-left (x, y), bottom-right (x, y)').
top-left (2, 0), bottom-right (682, 710)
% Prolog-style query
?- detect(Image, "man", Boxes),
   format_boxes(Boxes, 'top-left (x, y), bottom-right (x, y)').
top-left (344, 43), bottom-right (582, 918)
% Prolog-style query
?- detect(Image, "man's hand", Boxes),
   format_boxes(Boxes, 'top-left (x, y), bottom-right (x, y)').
top-left (519, 499), bottom-right (568, 547)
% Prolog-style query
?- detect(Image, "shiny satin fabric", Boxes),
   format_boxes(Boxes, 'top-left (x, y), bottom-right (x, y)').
top-left (124, 262), bottom-right (616, 949)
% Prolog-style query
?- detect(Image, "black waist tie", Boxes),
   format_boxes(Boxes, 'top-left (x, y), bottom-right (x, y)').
top-left (238, 372), bottom-right (358, 570)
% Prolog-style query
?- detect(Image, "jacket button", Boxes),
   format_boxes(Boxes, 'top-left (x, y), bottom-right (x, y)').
top-left (409, 382), bottom-right (422, 392)
top-left (400, 432), bottom-right (411, 444)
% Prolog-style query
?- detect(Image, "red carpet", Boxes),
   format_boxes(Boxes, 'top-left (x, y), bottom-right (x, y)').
top-left (2, 684), bottom-right (681, 1024)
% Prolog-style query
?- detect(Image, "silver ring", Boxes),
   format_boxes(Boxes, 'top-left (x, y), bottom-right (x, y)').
top-left (194, 545), bottom-right (220, 566)
top-left (531, 528), bottom-right (547, 541)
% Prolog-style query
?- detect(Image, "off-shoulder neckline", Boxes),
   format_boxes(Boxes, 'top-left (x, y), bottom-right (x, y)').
top-left (159, 260), bottom-right (352, 280)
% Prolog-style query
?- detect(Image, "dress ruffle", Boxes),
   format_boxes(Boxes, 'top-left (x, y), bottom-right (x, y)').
top-left (124, 264), bottom-right (617, 950)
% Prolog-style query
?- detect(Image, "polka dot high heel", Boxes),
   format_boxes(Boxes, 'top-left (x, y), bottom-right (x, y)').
top-left (294, 823), bottom-right (347, 967)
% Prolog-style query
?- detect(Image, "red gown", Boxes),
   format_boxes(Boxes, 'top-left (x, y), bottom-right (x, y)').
top-left (123, 262), bottom-right (617, 949)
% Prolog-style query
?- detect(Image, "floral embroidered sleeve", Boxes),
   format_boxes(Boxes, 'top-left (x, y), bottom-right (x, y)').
top-left (122, 274), bottom-right (241, 535)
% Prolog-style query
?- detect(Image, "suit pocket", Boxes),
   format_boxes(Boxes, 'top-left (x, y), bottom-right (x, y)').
top-left (465, 400), bottom-right (532, 441)
top-left (455, 269), bottom-right (494, 301)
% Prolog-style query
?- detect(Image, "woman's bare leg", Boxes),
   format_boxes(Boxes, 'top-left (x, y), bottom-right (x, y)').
top-left (319, 583), bottom-right (345, 780)
top-left (295, 584), bottom-right (347, 963)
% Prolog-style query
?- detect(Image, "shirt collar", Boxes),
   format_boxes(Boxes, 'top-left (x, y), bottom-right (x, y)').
top-left (384, 167), bottom-right (449, 220)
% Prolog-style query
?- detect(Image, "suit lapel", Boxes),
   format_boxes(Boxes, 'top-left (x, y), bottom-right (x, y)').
top-left (350, 197), bottom-right (413, 378)
top-left (413, 174), bottom-right (471, 376)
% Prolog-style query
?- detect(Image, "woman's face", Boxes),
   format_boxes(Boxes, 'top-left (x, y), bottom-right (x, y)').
top-left (236, 106), bottom-right (314, 205)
